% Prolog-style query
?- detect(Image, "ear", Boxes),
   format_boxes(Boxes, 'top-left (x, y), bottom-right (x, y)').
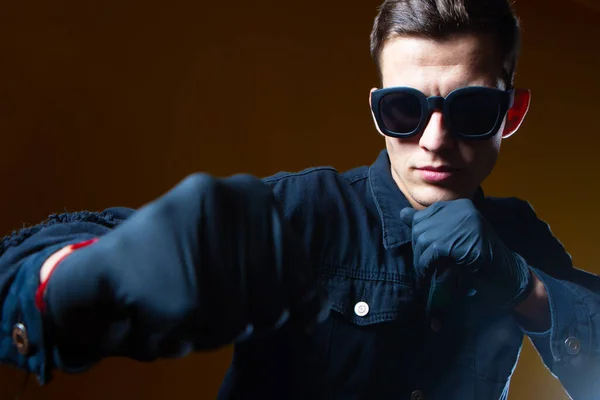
top-left (369, 87), bottom-right (377, 108)
top-left (369, 87), bottom-right (385, 137)
top-left (502, 88), bottom-right (531, 139)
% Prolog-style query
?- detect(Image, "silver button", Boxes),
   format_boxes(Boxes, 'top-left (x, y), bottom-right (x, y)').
top-left (411, 390), bottom-right (424, 400)
top-left (12, 323), bottom-right (29, 356)
top-left (354, 301), bottom-right (369, 317)
top-left (565, 336), bottom-right (581, 355)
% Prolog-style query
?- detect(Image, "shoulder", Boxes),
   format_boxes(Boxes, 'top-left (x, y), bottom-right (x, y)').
top-left (482, 195), bottom-right (537, 221)
top-left (262, 165), bottom-right (369, 193)
top-left (260, 164), bottom-right (370, 227)
top-left (481, 195), bottom-right (542, 238)
top-left (260, 165), bottom-right (369, 214)
top-left (482, 195), bottom-right (574, 267)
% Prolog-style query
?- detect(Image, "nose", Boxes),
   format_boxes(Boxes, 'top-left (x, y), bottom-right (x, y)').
top-left (418, 110), bottom-right (455, 152)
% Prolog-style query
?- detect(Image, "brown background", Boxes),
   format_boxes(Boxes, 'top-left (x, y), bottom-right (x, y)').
top-left (0, 0), bottom-right (599, 399)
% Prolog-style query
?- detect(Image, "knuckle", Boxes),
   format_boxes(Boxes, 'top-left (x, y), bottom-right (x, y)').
top-left (415, 231), bottom-right (429, 247)
top-left (171, 173), bottom-right (220, 203)
top-left (147, 173), bottom-right (224, 226)
top-left (225, 174), bottom-right (273, 199)
top-left (430, 241), bottom-right (442, 253)
top-left (173, 173), bottom-right (275, 208)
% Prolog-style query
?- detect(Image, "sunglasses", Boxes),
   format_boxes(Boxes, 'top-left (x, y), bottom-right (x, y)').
top-left (370, 86), bottom-right (515, 140)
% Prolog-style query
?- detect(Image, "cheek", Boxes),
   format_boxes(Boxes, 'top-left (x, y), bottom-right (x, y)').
top-left (385, 137), bottom-right (417, 168)
top-left (461, 137), bottom-right (501, 175)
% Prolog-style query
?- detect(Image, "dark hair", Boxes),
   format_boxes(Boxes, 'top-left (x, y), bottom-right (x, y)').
top-left (370, 0), bottom-right (521, 88)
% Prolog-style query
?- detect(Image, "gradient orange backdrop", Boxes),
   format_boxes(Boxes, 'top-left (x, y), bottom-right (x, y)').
top-left (0, 1), bottom-right (598, 399)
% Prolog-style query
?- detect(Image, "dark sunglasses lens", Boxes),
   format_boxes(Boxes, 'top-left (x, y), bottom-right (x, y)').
top-left (379, 92), bottom-right (422, 134)
top-left (450, 92), bottom-right (500, 136)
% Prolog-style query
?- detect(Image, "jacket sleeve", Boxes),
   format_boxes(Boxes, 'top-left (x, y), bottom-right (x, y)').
top-left (0, 207), bottom-right (134, 384)
top-left (510, 199), bottom-right (600, 400)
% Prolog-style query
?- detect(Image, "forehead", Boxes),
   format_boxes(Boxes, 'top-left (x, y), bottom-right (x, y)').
top-left (379, 33), bottom-right (505, 95)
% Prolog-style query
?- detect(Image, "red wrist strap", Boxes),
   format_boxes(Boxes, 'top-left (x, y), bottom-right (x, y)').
top-left (35, 238), bottom-right (99, 313)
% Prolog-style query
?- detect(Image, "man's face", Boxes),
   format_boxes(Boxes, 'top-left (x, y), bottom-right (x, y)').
top-left (374, 33), bottom-right (508, 209)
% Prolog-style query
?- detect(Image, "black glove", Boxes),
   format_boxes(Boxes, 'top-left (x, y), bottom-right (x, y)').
top-left (45, 173), bottom-right (328, 366)
top-left (400, 199), bottom-right (534, 316)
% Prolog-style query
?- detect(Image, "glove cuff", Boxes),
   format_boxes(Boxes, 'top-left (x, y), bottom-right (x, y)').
top-left (35, 238), bottom-right (99, 313)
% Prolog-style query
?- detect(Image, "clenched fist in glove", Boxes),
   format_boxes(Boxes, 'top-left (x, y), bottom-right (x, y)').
top-left (44, 173), bottom-right (329, 367)
top-left (400, 199), bottom-right (534, 316)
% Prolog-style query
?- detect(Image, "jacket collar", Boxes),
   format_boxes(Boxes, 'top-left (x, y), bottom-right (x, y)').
top-left (368, 149), bottom-right (485, 250)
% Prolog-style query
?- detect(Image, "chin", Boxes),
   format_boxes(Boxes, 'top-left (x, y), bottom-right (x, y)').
top-left (409, 185), bottom-right (467, 208)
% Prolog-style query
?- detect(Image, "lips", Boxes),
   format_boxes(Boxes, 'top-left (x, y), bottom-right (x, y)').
top-left (416, 165), bottom-right (458, 172)
top-left (415, 165), bottom-right (460, 182)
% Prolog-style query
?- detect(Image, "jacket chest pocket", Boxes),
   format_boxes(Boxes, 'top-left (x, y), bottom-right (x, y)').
top-left (316, 265), bottom-right (424, 396)
top-left (319, 267), bottom-right (417, 325)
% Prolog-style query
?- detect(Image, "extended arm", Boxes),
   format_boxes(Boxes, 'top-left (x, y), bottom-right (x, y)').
top-left (1, 173), bottom-right (327, 384)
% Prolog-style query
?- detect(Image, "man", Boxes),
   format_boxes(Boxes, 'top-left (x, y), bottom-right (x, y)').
top-left (1, 0), bottom-right (599, 399)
